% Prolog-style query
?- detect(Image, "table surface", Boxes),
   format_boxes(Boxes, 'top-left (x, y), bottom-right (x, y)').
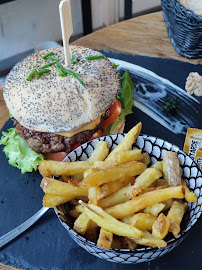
top-left (0, 11), bottom-right (201, 270)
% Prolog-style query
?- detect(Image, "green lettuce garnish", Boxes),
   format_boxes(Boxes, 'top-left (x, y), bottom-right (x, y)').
top-left (109, 69), bottom-right (134, 134)
top-left (0, 128), bottom-right (44, 174)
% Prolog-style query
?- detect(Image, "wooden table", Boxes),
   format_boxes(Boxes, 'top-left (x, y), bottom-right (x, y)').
top-left (0, 11), bottom-right (201, 132)
top-left (0, 11), bottom-right (201, 270)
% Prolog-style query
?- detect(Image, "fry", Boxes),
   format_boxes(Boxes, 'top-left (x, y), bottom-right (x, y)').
top-left (181, 179), bottom-right (197, 203)
top-left (152, 213), bottom-right (170, 239)
top-left (163, 199), bottom-right (174, 210)
top-left (132, 186), bottom-right (169, 197)
top-left (83, 168), bottom-right (98, 178)
top-left (88, 141), bottom-right (109, 162)
top-left (75, 204), bottom-right (84, 213)
top-left (106, 186), bottom-right (185, 219)
top-left (163, 151), bottom-right (181, 186)
top-left (97, 228), bottom-right (113, 249)
top-left (43, 193), bottom-right (70, 207)
top-left (39, 160), bottom-right (93, 177)
top-left (105, 122), bottom-right (142, 162)
top-left (98, 184), bottom-right (133, 209)
top-left (99, 177), bottom-right (166, 209)
top-left (97, 177), bottom-right (131, 200)
top-left (73, 212), bottom-right (91, 235)
top-left (167, 200), bottom-right (187, 237)
top-left (134, 168), bottom-right (162, 188)
top-left (82, 203), bottom-right (143, 239)
top-left (69, 209), bottom-right (81, 219)
top-left (40, 177), bottom-right (88, 198)
top-left (88, 187), bottom-right (98, 205)
top-left (121, 213), bottom-right (156, 231)
top-left (144, 203), bottom-right (165, 216)
top-left (133, 231), bottom-right (167, 248)
top-left (141, 152), bottom-right (151, 166)
top-left (82, 161), bottom-right (146, 188)
top-left (93, 160), bottom-right (118, 170)
top-left (114, 149), bottom-right (143, 164)
top-left (154, 178), bottom-right (169, 187)
top-left (151, 161), bottom-right (163, 171)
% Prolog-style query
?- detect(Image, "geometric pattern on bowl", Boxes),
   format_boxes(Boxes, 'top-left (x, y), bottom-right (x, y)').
top-left (55, 134), bottom-right (202, 264)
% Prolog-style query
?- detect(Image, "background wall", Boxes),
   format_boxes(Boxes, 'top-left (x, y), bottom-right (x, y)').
top-left (0, 0), bottom-right (160, 61)
top-left (0, 0), bottom-right (83, 61)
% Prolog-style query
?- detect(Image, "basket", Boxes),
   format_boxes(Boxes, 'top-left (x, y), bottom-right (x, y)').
top-left (161, 0), bottom-right (202, 59)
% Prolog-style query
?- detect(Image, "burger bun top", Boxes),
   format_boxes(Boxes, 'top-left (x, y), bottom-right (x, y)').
top-left (3, 46), bottom-right (120, 133)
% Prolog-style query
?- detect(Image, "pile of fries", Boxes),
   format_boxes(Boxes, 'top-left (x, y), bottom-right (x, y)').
top-left (39, 122), bottom-right (197, 250)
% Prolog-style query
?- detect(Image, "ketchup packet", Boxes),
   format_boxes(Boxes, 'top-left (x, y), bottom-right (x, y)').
top-left (183, 128), bottom-right (202, 170)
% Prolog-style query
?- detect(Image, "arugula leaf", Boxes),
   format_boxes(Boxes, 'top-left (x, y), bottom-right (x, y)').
top-left (0, 128), bottom-right (44, 174)
top-left (109, 70), bottom-right (134, 134)
top-left (113, 63), bottom-right (119, 69)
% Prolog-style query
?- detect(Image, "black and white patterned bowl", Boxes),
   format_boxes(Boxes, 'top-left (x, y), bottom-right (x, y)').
top-left (55, 134), bottom-right (202, 264)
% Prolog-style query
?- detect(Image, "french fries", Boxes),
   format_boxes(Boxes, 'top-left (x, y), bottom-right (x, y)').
top-left (97, 228), bottom-right (113, 249)
top-left (39, 122), bottom-right (197, 251)
top-left (152, 213), bottom-right (170, 240)
top-left (167, 200), bottom-right (187, 237)
top-left (144, 203), bottom-right (165, 216)
top-left (121, 213), bottom-right (156, 231)
top-left (133, 231), bottom-right (167, 248)
top-left (73, 212), bottom-right (91, 235)
top-left (163, 152), bottom-right (181, 186)
top-left (81, 202), bottom-right (143, 239)
top-left (105, 122), bottom-right (142, 162)
top-left (134, 168), bottom-right (162, 188)
top-left (141, 152), bottom-right (151, 166)
top-left (151, 161), bottom-right (163, 171)
top-left (40, 177), bottom-right (88, 206)
top-left (181, 179), bottom-right (197, 203)
top-left (97, 177), bottom-right (131, 200)
top-left (88, 141), bottom-right (109, 162)
top-left (43, 194), bottom-right (72, 208)
top-left (98, 183), bottom-right (133, 209)
top-left (106, 186), bottom-right (185, 219)
top-left (81, 161), bottom-right (146, 188)
top-left (114, 149), bottom-right (143, 164)
top-left (39, 160), bottom-right (93, 177)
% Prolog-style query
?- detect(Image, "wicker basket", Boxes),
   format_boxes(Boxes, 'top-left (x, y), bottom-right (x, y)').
top-left (161, 0), bottom-right (202, 59)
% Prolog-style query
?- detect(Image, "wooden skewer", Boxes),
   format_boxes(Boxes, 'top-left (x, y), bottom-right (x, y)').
top-left (78, 200), bottom-right (104, 218)
top-left (59, 0), bottom-right (73, 66)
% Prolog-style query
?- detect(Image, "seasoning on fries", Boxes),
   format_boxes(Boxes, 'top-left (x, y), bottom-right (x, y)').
top-left (39, 122), bottom-right (198, 250)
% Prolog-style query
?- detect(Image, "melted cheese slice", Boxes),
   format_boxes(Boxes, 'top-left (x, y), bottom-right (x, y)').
top-left (55, 116), bottom-right (101, 138)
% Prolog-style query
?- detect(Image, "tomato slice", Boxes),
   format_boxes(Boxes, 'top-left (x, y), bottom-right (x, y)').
top-left (44, 143), bottom-right (82, 161)
top-left (88, 129), bottom-right (103, 141)
top-left (44, 152), bottom-right (68, 161)
top-left (101, 100), bottom-right (122, 129)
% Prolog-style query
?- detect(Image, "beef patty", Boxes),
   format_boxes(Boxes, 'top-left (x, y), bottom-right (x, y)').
top-left (14, 120), bottom-right (103, 154)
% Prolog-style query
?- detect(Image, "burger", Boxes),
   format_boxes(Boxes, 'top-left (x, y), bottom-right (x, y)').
top-left (0, 45), bottom-right (134, 173)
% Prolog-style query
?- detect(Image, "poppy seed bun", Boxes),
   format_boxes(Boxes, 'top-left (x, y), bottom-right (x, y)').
top-left (3, 46), bottom-right (120, 133)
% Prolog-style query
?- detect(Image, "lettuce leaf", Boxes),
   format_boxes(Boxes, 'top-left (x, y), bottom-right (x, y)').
top-left (109, 69), bottom-right (134, 134)
top-left (0, 128), bottom-right (44, 174)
